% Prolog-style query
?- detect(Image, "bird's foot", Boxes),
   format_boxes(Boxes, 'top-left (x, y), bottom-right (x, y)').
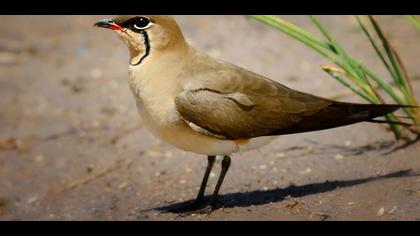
top-left (162, 198), bottom-right (207, 213)
top-left (163, 198), bottom-right (221, 216)
top-left (175, 204), bottom-right (219, 217)
top-left (193, 202), bottom-right (220, 215)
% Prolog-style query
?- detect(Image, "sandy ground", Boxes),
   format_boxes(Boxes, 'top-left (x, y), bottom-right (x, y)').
top-left (0, 15), bottom-right (420, 221)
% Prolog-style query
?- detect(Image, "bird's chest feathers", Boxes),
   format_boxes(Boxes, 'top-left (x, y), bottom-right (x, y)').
top-left (128, 69), bottom-right (181, 129)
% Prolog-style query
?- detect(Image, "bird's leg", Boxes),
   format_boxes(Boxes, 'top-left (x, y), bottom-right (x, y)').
top-left (166, 155), bottom-right (231, 215)
top-left (208, 155), bottom-right (231, 210)
top-left (167, 155), bottom-right (215, 213)
top-left (196, 155), bottom-right (216, 201)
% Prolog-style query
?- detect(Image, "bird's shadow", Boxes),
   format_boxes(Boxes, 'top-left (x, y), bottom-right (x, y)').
top-left (152, 138), bottom-right (419, 214)
top-left (156, 169), bottom-right (417, 213)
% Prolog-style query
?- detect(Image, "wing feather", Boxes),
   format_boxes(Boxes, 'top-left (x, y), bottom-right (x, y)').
top-left (175, 61), bottom-right (332, 140)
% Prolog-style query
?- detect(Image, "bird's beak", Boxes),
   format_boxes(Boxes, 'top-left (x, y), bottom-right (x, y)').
top-left (94, 18), bottom-right (124, 31)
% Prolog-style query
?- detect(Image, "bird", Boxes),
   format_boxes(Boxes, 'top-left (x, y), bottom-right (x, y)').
top-left (94, 15), bottom-right (410, 213)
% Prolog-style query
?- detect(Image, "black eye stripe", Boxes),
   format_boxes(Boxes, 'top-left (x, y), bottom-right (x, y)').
top-left (130, 30), bottom-right (151, 66)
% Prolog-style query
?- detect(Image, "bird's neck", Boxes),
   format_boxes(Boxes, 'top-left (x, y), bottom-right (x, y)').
top-left (127, 43), bottom-right (195, 128)
top-left (129, 42), bottom-right (192, 80)
top-left (128, 42), bottom-right (194, 101)
top-left (128, 33), bottom-right (190, 67)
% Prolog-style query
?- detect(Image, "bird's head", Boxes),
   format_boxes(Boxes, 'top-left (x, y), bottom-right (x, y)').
top-left (94, 15), bottom-right (187, 65)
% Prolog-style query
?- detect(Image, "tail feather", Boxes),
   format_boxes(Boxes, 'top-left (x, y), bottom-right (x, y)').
top-left (274, 102), bottom-right (414, 135)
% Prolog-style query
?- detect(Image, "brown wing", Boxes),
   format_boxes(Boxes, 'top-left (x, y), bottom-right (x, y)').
top-left (175, 62), bottom-right (332, 140)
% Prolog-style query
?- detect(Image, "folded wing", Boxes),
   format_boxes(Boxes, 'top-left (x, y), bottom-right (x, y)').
top-left (175, 64), bottom-right (334, 140)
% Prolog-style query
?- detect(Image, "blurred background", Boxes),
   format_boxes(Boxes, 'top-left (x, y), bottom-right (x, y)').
top-left (0, 16), bottom-right (419, 220)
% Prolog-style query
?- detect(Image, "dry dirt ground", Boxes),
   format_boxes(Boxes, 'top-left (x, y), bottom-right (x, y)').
top-left (0, 15), bottom-right (420, 221)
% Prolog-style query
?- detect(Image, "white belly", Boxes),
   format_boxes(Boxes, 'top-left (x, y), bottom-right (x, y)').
top-left (136, 102), bottom-right (275, 155)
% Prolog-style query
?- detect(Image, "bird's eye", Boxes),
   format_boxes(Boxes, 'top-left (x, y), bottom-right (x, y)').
top-left (133, 17), bottom-right (151, 30)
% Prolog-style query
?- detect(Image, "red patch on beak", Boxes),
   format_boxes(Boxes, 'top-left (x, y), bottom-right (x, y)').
top-left (108, 23), bottom-right (124, 31)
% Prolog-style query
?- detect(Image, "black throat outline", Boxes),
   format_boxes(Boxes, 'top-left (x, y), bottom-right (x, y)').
top-left (130, 30), bottom-right (150, 66)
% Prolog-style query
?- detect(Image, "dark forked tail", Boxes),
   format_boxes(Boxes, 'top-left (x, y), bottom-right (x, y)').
top-left (274, 102), bottom-right (413, 135)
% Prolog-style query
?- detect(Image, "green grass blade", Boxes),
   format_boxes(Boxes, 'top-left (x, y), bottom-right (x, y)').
top-left (356, 16), bottom-right (396, 78)
top-left (308, 15), bottom-right (335, 43)
top-left (250, 15), bottom-right (415, 137)
top-left (368, 16), bottom-right (419, 117)
top-left (251, 15), bottom-right (405, 105)
top-left (384, 114), bottom-right (402, 138)
top-left (250, 16), bottom-right (342, 67)
top-left (361, 66), bottom-right (413, 116)
top-left (309, 16), bottom-right (369, 85)
top-left (368, 17), bottom-right (407, 90)
top-left (405, 15), bottom-right (420, 31)
top-left (324, 67), bottom-right (401, 137)
top-left (309, 16), bottom-right (408, 111)
top-left (322, 67), bottom-right (374, 102)
top-left (250, 15), bottom-right (335, 53)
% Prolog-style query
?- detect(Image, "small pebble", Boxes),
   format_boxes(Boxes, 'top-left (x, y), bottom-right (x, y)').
top-left (147, 150), bottom-right (162, 157)
top-left (34, 154), bottom-right (44, 163)
top-left (259, 164), bottom-right (267, 170)
top-left (276, 153), bottom-right (285, 158)
top-left (179, 179), bottom-right (187, 184)
top-left (300, 168), bottom-right (312, 174)
top-left (118, 182), bottom-right (128, 190)
top-left (86, 165), bottom-right (93, 173)
top-left (335, 154), bottom-right (344, 160)
top-left (15, 139), bottom-right (29, 153)
top-left (27, 196), bottom-right (38, 204)
top-left (377, 207), bottom-right (385, 216)
top-left (185, 167), bottom-right (192, 173)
